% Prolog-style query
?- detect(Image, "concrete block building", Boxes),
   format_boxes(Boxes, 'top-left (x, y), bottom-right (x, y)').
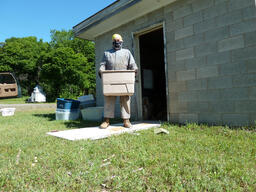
top-left (73, 0), bottom-right (256, 126)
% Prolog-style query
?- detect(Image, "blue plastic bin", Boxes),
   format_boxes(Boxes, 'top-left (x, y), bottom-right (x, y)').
top-left (80, 100), bottom-right (96, 109)
top-left (55, 108), bottom-right (80, 120)
top-left (57, 98), bottom-right (80, 110)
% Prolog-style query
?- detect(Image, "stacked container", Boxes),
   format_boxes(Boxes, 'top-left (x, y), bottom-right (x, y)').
top-left (78, 95), bottom-right (96, 109)
top-left (79, 95), bottom-right (104, 121)
top-left (56, 98), bottom-right (80, 120)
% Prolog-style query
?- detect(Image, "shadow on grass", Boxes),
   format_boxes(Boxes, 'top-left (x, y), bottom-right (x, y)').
top-left (64, 118), bottom-right (124, 129)
top-left (32, 112), bottom-right (256, 132)
top-left (32, 112), bottom-right (96, 127)
top-left (64, 120), bottom-right (100, 129)
top-left (33, 113), bottom-right (56, 121)
top-left (33, 112), bottom-right (101, 128)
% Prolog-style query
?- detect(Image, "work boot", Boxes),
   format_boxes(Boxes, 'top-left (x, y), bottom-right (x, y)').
top-left (123, 119), bottom-right (132, 128)
top-left (100, 118), bottom-right (110, 129)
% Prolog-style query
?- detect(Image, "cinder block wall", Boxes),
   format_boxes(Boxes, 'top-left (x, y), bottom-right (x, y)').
top-left (167, 0), bottom-right (256, 126)
top-left (95, 0), bottom-right (256, 126)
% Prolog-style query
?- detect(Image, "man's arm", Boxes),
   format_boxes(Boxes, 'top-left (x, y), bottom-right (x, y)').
top-left (98, 52), bottom-right (107, 78)
top-left (127, 51), bottom-right (138, 72)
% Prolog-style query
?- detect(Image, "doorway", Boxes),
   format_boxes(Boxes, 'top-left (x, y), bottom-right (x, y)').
top-left (139, 28), bottom-right (167, 121)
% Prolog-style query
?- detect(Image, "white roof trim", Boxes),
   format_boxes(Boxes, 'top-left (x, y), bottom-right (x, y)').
top-left (73, 0), bottom-right (176, 40)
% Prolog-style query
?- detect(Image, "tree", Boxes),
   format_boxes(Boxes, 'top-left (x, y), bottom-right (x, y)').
top-left (40, 47), bottom-right (94, 101)
top-left (0, 37), bottom-right (50, 95)
top-left (48, 29), bottom-right (96, 97)
top-left (50, 29), bottom-right (95, 63)
top-left (0, 29), bottom-right (95, 100)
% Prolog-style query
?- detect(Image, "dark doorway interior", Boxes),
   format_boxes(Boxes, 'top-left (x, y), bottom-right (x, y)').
top-left (139, 28), bottom-right (167, 121)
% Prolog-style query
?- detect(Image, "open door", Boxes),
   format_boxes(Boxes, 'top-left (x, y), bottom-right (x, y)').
top-left (139, 28), bottom-right (167, 121)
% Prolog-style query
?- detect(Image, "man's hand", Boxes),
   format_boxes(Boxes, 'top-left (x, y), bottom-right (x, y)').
top-left (135, 69), bottom-right (138, 77)
top-left (98, 71), bottom-right (102, 78)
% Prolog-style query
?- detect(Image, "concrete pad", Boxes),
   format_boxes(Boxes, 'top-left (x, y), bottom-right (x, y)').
top-left (47, 121), bottom-right (161, 141)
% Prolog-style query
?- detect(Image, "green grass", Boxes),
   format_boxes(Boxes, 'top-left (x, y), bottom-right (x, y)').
top-left (0, 96), bottom-right (56, 104)
top-left (0, 96), bottom-right (30, 104)
top-left (0, 109), bottom-right (255, 191)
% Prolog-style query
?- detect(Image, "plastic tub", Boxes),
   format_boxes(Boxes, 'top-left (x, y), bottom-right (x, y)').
top-left (78, 95), bottom-right (94, 102)
top-left (81, 107), bottom-right (104, 121)
top-left (55, 109), bottom-right (80, 120)
top-left (1, 108), bottom-right (16, 116)
top-left (102, 70), bottom-right (135, 96)
top-left (57, 98), bottom-right (80, 110)
top-left (77, 95), bottom-right (96, 109)
top-left (80, 100), bottom-right (96, 109)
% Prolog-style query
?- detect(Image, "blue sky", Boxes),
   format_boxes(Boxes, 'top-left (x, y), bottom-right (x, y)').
top-left (0, 0), bottom-right (116, 42)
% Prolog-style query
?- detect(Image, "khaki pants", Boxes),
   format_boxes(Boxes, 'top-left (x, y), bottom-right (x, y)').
top-left (104, 96), bottom-right (130, 119)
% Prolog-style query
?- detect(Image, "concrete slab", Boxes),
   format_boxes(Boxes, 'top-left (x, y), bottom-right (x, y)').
top-left (47, 121), bottom-right (161, 141)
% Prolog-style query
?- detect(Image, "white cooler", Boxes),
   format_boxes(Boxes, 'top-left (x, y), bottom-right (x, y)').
top-left (101, 70), bottom-right (135, 96)
top-left (0, 108), bottom-right (16, 116)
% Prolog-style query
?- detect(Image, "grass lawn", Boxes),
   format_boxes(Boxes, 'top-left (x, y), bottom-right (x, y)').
top-left (0, 96), bottom-right (30, 104)
top-left (0, 109), bottom-right (255, 191)
top-left (0, 96), bottom-right (56, 104)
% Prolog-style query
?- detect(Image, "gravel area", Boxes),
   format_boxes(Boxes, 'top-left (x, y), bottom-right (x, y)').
top-left (0, 103), bottom-right (56, 111)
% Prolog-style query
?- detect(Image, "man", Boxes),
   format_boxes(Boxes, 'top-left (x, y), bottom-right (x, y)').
top-left (98, 34), bottom-right (138, 129)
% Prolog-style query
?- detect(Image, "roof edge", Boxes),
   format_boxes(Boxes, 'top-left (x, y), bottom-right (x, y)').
top-left (73, 0), bottom-right (141, 38)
